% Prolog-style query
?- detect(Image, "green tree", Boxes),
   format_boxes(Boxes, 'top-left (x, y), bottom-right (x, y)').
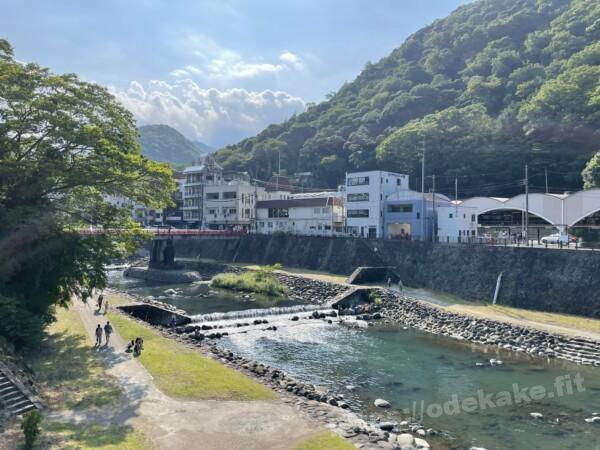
top-left (0, 40), bottom-right (174, 346)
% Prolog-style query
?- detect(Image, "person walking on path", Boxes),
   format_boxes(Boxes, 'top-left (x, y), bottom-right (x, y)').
top-left (103, 299), bottom-right (109, 315)
top-left (97, 294), bottom-right (104, 311)
top-left (95, 324), bottom-right (103, 347)
top-left (104, 321), bottom-right (113, 346)
top-left (386, 277), bottom-right (392, 288)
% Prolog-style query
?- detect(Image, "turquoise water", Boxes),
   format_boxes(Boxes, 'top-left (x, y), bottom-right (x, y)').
top-left (106, 270), bottom-right (300, 315)
top-left (110, 272), bottom-right (600, 449)
top-left (222, 322), bottom-right (600, 450)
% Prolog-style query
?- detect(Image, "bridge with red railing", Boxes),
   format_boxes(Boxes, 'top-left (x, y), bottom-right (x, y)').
top-left (78, 228), bottom-right (247, 238)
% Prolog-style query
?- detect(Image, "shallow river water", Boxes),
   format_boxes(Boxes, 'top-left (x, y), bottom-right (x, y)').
top-left (109, 272), bottom-right (600, 450)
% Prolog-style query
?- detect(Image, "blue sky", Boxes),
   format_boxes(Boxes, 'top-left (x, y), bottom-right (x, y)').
top-left (1, 0), bottom-right (470, 147)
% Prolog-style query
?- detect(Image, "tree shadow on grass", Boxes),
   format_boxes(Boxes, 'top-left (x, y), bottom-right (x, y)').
top-left (30, 328), bottom-right (140, 412)
top-left (44, 422), bottom-right (144, 449)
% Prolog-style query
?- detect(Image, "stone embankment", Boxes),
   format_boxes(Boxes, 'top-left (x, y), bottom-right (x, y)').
top-left (377, 290), bottom-right (600, 367)
top-left (274, 273), bottom-right (350, 305)
top-left (125, 267), bottom-right (202, 283)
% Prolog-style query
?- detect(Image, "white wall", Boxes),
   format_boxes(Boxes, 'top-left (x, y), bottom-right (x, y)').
top-left (437, 205), bottom-right (478, 241)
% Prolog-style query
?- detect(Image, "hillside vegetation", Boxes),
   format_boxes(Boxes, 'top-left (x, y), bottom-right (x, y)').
top-left (215, 0), bottom-right (600, 196)
top-left (139, 124), bottom-right (212, 165)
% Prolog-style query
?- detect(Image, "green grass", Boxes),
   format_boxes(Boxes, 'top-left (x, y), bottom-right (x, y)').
top-left (30, 307), bottom-right (123, 410)
top-left (290, 431), bottom-right (356, 450)
top-left (44, 422), bottom-right (150, 450)
top-left (107, 312), bottom-right (277, 400)
top-left (212, 267), bottom-right (287, 296)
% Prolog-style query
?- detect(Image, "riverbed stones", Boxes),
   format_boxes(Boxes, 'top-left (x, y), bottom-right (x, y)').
top-left (374, 398), bottom-right (391, 408)
top-left (530, 412), bottom-right (544, 419)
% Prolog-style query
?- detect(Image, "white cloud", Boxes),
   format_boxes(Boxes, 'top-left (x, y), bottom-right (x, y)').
top-left (171, 33), bottom-right (305, 81)
top-left (111, 79), bottom-right (306, 147)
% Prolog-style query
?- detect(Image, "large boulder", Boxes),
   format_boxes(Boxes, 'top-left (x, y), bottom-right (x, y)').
top-left (374, 398), bottom-right (391, 408)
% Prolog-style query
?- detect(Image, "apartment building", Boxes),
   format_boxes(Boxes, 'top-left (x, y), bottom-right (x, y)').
top-left (203, 180), bottom-right (265, 231)
top-left (182, 155), bottom-right (223, 227)
top-left (256, 192), bottom-right (344, 236)
top-left (344, 170), bottom-right (409, 238)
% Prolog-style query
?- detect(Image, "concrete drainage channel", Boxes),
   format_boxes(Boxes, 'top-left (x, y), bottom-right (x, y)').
top-left (0, 363), bottom-right (42, 418)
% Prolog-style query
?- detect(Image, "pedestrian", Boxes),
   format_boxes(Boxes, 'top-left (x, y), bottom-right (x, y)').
top-left (103, 321), bottom-right (113, 346)
top-left (386, 277), bottom-right (391, 288)
top-left (97, 294), bottom-right (104, 311)
top-left (103, 299), bottom-right (109, 315)
top-left (397, 279), bottom-right (404, 293)
top-left (95, 324), bottom-right (103, 347)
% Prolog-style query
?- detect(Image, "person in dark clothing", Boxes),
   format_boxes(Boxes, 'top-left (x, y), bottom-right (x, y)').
top-left (134, 337), bottom-right (144, 356)
top-left (103, 321), bottom-right (113, 345)
top-left (95, 324), bottom-right (103, 346)
top-left (97, 294), bottom-right (104, 311)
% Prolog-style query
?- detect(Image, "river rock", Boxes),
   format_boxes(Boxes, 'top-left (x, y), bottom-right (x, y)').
top-left (379, 422), bottom-right (396, 431)
top-left (530, 412), bottom-right (544, 419)
top-left (414, 437), bottom-right (431, 449)
top-left (585, 416), bottom-right (600, 423)
top-left (374, 398), bottom-right (391, 408)
top-left (396, 433), bottom-right (415, 449)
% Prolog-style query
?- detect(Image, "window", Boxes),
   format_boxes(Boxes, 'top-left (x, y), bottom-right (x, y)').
top-left (259, 222), bottom-right (264, 227)
top-left (322, 207), bottom-right (330, 214)
top-left (449, 213), bottom-right (453, 219)
top-left (347, 176), bottom-right (369, 186)
top-left (347, 209), bottom-right (369, 218)
top-left (206, 192), bottom-right (219, 200)
top-left (314, 208), bottom-right (321, 214)
top-left (416, 212), bottom-right (421, 219)
top-left (268, 208), bottom-right (289, 218)
top-left (244, 208), bottom-right (251, 217)
top-left (472, 215), bottom-right (476, 222)
top-left (397, 179), bottom-right (402, 186)
top-left (223, 191), bottom-right (237, 199)
top-left (208, 209), bottom-right (216, 215)
top-left (229, 208), bottom-right (237, 215)
top-left (347, 193), bottom-right (369, 202)
top-left (324, 225), bottom-right (331, 230)
top-left (388, 204), bottom-right (413, 213)
top-left (268, 222), bottom-right (273, 228)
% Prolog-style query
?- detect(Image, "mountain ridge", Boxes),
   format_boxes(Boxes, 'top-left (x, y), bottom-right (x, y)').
top-left (214, 0), bottom-right (600, 196)
top-left (138, 124), bottom-right (212, 165)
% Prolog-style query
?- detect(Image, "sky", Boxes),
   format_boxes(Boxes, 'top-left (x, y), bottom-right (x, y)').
top-left (1, 0), bottom-right (471, 148)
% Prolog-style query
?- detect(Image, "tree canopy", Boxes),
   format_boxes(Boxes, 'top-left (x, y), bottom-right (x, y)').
top-left (215, 0), bottom-right (600, 195)
top-left (0, 40), bottom-right (174, 346)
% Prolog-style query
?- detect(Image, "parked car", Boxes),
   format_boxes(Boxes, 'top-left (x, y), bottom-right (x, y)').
top-left (541, 233), bottom-right (578, 244)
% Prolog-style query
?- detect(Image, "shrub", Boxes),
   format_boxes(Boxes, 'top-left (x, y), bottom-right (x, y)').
top-left (21, 410), bottom-right (43, 449)
top-left (212, 265), bottom-right (287, 296)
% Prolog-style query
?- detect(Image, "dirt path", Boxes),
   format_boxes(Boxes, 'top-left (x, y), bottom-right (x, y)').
top-left (50, 302), bottom-right (319, 450)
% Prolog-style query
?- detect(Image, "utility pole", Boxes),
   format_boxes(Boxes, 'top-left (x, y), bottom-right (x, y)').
top-left (421, 141), bottom-right (426, 242)
top-left (525, 164), bottom-right (529, 242)
top-left (454, 176), bottom-right (458, 216)
top-left (545, 168), bottom-right (549, 193)
top-left (432, 174), bottom-right (436, 242)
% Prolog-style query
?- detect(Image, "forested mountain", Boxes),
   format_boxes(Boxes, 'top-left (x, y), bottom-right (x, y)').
top-left (139, 124), bottom-right (209, 165)
top-left (215, 0), bottom-right (600, 197)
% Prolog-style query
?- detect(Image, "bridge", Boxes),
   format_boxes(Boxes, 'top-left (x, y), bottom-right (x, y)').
top-left (78, 228), bottom-right (247, 238)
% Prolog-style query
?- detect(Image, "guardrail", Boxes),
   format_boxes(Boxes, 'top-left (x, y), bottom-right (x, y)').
top-left (78, 228), bottom-right (247, 237)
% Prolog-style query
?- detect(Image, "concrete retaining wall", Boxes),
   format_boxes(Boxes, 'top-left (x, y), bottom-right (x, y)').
top-left (172, 235), bottom-right (600, 318)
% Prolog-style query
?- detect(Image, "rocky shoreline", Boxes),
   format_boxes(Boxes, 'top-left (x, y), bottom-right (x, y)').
top-left (110, 265), bottom-right (600, 449)
top-left (376, 290), bottom-right (600, 367)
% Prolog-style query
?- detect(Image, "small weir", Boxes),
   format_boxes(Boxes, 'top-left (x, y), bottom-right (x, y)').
top-left (190, 304), bottom-right (324, 322)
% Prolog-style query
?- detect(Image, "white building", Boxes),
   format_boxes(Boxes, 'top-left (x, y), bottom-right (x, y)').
top-left (436, 203), bottom-right (478, 242)
top-left (203, 181), bottom-right (265, 231)
top-left (182, 156), bottom-right (223, 227)
top-left (345, 170), bottom-right (409, 238)
top-left (256, 192), bottom-right (344, 236)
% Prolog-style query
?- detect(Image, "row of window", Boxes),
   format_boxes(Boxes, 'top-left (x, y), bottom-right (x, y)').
top-left (258, 222), bottom-right (333, 231)
top-left (346, 176), bottom-right (403, 187)
top-left (206, 191), bottom-right (237, 200)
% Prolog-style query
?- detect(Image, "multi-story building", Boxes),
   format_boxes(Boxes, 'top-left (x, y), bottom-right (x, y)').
top-left (163, 171), bottom-right (185, 228)
top-left (182, 156), bottom-right (223, 227)
top-left (436, 203), bottom-right (478, 242)
top-left (384, 191), bottom-right (450, 241)
top-left (345, 171), bottom-right (409, 238)
top-left (203, 181), bottom-right (265, 231)
top-left (256, 192), bottom-right (344, 236)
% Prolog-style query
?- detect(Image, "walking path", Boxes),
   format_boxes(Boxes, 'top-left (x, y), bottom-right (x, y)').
top-left (49, 302), bottom-right (319, 450)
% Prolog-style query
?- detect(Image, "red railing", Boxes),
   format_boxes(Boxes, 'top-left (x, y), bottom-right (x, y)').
top-left (78, 228), bottom-right (247, 237)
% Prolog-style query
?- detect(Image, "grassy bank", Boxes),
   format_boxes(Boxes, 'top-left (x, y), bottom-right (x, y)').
top-left (107, 312), bottom-right (277, 400)
top-left (2, 306), bottom-right (147, 449)
top-left (212, 264), bottom-right (287, 296)
top-left (290, 431), bottom-right (355, 450)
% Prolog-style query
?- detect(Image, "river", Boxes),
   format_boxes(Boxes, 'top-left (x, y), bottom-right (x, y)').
top-left (109, 271), bottom-right (600, 450)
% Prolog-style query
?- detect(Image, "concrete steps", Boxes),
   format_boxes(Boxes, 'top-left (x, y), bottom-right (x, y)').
top-left (0, 364), bottom-right (41, 418)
